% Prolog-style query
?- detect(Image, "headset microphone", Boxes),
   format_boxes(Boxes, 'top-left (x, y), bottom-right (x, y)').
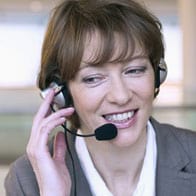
top-left (94, 123), bottom-right (117, 140)
top-left (62, 123), bottom-right (117, 141)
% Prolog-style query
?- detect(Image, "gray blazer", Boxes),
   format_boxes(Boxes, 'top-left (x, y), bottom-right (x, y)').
top-left (4, 118), bottom-right (196, 196)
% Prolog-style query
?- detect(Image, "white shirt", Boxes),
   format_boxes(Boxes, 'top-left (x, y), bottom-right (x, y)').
top-left (75, 121), bottom-right (157, 196)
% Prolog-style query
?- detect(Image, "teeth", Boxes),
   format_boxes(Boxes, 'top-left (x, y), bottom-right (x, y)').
top-left (105, 111), bottom-right (134, 122)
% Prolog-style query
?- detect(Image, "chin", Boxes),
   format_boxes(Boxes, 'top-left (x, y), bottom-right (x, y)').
top-left (111, 133), bottom-right (138, 148)
top-left (111, 125), bottom-right (147, 148)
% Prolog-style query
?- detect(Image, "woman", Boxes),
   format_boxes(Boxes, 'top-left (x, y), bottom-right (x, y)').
top-left (5, 0), bottom-right (196, 196)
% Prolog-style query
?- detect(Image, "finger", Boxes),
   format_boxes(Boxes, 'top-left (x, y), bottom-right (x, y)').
top-left (31, 107), bottom-right (74, 137)
top-left (42, 107), bottom-right (75, 126)
top-left (30, 117), bottom-right (66, 149)
top-left (53, 132), bottom-right (66, 162)
top-left (29, 106), bottom-right (74, 155)
top-left (34, 89), bottom-right (55, 124)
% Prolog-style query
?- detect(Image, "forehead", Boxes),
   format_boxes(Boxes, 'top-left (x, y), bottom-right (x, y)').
top-left (81, 31), bottom-right (146, 66)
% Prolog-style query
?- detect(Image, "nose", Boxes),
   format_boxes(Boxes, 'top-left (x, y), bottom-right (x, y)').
top-left (106, 77), bottom-right (132, 105)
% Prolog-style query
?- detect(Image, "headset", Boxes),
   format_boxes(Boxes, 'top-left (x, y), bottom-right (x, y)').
top-left (41, 58), bottom-right (168, 108)
top-left (40, 57), bottom-right (167, 139)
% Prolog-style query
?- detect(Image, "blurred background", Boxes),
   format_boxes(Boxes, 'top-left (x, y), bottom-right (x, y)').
top-left (0, 0), bottom-right (196, 195)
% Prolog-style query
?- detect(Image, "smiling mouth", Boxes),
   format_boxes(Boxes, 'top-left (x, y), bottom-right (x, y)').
top-left (103, 110), bottom-right (137, 123)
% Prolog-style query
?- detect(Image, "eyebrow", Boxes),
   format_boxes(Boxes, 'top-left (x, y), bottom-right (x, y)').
top-left (78, 63), bottom-right (93, 71)
top-left (129, 55), bottom-right (148, 61)
top-left (79, 54), bottom-right (149, 70)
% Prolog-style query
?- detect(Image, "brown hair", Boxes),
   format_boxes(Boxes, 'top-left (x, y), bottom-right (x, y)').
top-left (38, 0), bottom-right (165, 128)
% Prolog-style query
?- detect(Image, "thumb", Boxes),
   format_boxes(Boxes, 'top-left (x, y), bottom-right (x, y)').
top-left (53, 131), bottom-right (66, 162)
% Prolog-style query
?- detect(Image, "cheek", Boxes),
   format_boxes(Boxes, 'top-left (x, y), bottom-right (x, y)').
top-left (70, 87), bottom-right (105, 131)
top-left (70, 90), bottom-right (87, 112)
top-left (69, 89), bottom-right (90, 128)
top-left (69, 85), bottom-right (103, 117)
top-left (131, 75), bottom-right (155, 101)
top-left (142, 82), bottom-right (155, 100)
top-left (142, 71), bottom-right (155, 99)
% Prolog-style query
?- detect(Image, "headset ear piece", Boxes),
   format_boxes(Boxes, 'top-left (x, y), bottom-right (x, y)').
top-left (156, 58), bottom-right (167, 88)
top-left (159, 58), bottom-right (167, 84)
top-left (40, 82), bottom-right (68, 109)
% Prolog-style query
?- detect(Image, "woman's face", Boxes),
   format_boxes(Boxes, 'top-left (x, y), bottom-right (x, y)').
top-left (68, 33), bottom-right (155, 147)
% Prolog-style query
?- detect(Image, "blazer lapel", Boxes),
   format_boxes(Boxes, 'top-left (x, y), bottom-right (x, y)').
top-left (151, 118), bottom-right (196, 196)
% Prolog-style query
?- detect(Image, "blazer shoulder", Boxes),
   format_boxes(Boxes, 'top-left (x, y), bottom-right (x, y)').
top-left (158, 120), bottom-right (196, 143)
top-left (151, 117), bottom-right (196, 139)
top-left (4, 154), bottom-right (39, 196)
top-left (151, 117), bottom-right (196, 158)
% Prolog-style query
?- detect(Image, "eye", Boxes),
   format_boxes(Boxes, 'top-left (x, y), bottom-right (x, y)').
top-left (124, 66), bottom-right (147, 76)
top-left (82, 74), bottom-right (105, 87)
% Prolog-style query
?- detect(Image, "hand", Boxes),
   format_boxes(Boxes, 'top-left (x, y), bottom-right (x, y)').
top-left (26, 89), bottom-right (74, 196)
